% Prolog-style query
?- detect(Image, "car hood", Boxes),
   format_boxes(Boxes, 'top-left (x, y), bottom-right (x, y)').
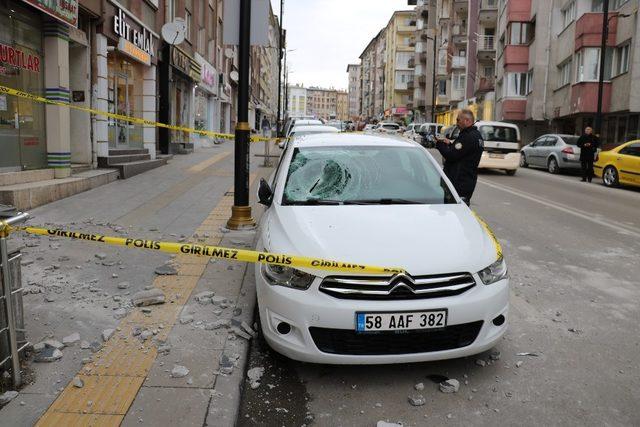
top-left (261, 204), bottom-right (500, 277)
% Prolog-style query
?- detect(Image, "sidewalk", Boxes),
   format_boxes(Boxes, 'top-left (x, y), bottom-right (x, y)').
top-left (0, 142), bottom-right (275, 426)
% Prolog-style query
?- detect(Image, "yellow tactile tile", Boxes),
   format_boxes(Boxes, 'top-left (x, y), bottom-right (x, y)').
top-left (82, 341), bottom-right (158, 377)
top-left (177, 263), bottom-right (208, 277)
top-left (36, 412), bottom-right (123, 427)
top-left (174, 253), bottom-right (211, 265)
top-left (47, 375), bottom-right (144, 415)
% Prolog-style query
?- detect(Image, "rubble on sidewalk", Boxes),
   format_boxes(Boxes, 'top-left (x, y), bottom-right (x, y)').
top-left (0, 390), bottom-right (19, 406)
top-left (439, 379), bottom-right (460, 393)
top-left (408, 394), bottom-right (426, 406)
top-left (171, 365), bottom-right (189, 378)
top-left (131, 289), bottom-right (165, 306)
top-left (247, 366), bottom-right (265, 389)
top-left (62, 333), bottom-right (80, 345)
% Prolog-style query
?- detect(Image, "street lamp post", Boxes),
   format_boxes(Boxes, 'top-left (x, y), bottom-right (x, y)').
top-left (276, 0), bottom-right (284, 137)
top-left (595, 0), bottom-right (610, 137)
top-left (227, 0), bottom-right (255, 229)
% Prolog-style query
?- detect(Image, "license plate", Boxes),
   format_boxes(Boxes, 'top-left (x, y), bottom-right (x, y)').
top-left (489, 153), bottom-right (505, 159)
top-left (356, 310), bottom-right (448, 332)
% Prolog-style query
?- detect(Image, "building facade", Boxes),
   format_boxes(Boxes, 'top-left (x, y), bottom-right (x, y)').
top-left (287, 84), bottom-right (308, 118)
top-left (383, 10), bottom-right (416, 121)
top-left (347, 63), bottom-right (361, 120)
top-left (306, 87), bottom-right (338, 120)
top-left (411, 0), bottom-right (437, 122)
top-left (359, 29), bottom-right (386, 121)
top-left (336, 90), bottom-right (348, 120)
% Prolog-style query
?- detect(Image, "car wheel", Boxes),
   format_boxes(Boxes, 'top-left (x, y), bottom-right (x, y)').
top-left (603, 165), bottom-right (619, 187)
top-left (505, 169), bottom-right (517, 176)
top-left (547, 157), bottom-right (560, 174)
top-left (519, 153), bottom-right (528, 167)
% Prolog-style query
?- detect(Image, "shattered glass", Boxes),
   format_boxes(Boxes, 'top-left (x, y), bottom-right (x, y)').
top-left (282, 146), bottom-right (455, 204)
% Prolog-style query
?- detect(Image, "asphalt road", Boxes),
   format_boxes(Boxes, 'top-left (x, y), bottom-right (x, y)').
top-left (238, 157), bottom-right (640, 427)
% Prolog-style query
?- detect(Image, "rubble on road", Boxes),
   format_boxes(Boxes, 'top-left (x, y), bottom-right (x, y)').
top-left (377, 421), bottom-right (403, 427)
top-left (35, 339), bottom-right (64, 351)
top-left (62, 333), bottom-right (80, 345)
top-left (516, 352), bottom-right (539, 357)
top-left (490, 350), bottom-right (501, 360)
top-left (476, 359), bottom-right (487, 367)
top-left (131, 289), bottom-right (165, 306)
top-left (247, 366), bottom-right (265, 389)
top-left (205, 319), bottom-right (230, 330)
top-left (414, 382), bottom-right (425, 391)
top-left (231, 326), bottom-right (252, 340)
top-left (408, 394), bottom-right (426, 406)
top-left (102, 329), bottom-right (115, 342)
top-left (179, 315), bottom-right (194, 324)
top-left (195, 291), bottom-right (215, 304)
top-left (0, 390), bottom-right (19, 406)
top-left (34, 347), bottom-right (63, 362)
top-left (171, 365), bottom-right (189, 378)
top-left (515, 361), bottom-right (524, 368)
top-left (155, 264), bottom-right (178, 275)
top-left (95, 253), bottom-right (107, 260)
top-left (439, 379), bottom-right (460, 393)
top-left (117, 281), bottom-right (130, 289)
top-left (73, 377), bottom-right (84, 388)
top-left (80, 341), bottom-right (91, 349)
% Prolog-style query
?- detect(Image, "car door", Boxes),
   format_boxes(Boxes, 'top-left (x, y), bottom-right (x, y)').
top-left (617, 143), bottom-right (640, 185)
top-left (527, 136), bottom-right (544, 166)
top-left (541, 136), bottom-right (559, 165)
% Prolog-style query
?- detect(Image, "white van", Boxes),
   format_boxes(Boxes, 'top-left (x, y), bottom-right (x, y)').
top-left (443, 120), bottom-right (520, 175)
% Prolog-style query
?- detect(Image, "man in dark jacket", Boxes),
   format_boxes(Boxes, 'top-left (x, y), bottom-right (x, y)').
top-left (436, 109), bottom-right (484, 204)
top-left (576, 126), bottom-right (600, 182)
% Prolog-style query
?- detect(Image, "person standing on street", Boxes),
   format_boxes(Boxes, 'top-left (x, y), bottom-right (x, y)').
top-left (576, 126), bottom-right (600, 182)
top-left (436, 109), bottom-right (484, 205)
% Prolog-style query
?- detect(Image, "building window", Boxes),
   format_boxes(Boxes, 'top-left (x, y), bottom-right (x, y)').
top-left (576, 47), bottom-right (612, 82)
top-left (508, 22), bottom-right (534, 45)
top-left (185, 9), bottom-right (192, 41)
top-left (527, 70), bottom-right (533, 94)
top-left (438, 79), bottom-right (447, 95)
top-left (558, 59), bottom-right (572, 87)
top-left (484, 66), bottom-right (495, 77)
top-left (614, 43), bottom-right (630, 76)
top-left (561, 1), bottom-right (576, 30)
top-left (452, 74), bottom-right (466, 90)
top-left (505, 72), bottom-right (529, 96)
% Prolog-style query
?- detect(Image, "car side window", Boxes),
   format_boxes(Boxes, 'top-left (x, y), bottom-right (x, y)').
top-left (620, 143), bottom-right (640, 157)
top-left (531, 137), bottom-right (542, 147)
top-left (547, 137), bottom-right (559, 147)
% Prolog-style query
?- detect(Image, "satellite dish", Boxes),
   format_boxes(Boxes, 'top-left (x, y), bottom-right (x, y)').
top-left (225, 48), bottom-right (235, 59)
top-left (161, 18), bottom-right (186, 45)
top-left (230, 70), bottom-right (239, 82)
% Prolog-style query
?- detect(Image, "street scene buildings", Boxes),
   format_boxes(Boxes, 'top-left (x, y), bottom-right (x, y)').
top-left (286, 84), bottom-right (348, 121)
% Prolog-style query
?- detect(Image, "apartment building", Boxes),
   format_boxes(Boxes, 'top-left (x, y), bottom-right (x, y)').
top-left (359, 29), bottom-right (386, 121)
top-left (306, 87), bottom-right (338, 120)
top-left (347, 64), bottom-right (362, 119)
top-left (287, 84), bottom-right (308, 118)
top-left (383, 10), bottom-right (417, 119)
top-left (411, 0), bottom-right (437, 122)
top-left (336, 91), bottom-right (349, 121)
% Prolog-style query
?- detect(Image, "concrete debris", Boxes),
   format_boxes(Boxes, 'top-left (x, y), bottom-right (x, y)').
top-left (171, 365), bottom-right (189, 378)
top-left (275, 408), bottom-right (289, 414)
top-left (476, 359), bottom-right (487, 367)
top-left (568, 328), bottom-right (582, 334)
top-left (113, 308), bottom-right (128, 319)
top-left (62, 333), bottom-right (80, 345)
top-left (247, 367), bottom-right (265, 389)
top-left (155, 264), bottom-right (178, 275)
top-left (95, 253), bottom-right (107, 260)
top-left (408, 395), bottom-right (426, 406)
top-left (439, 379), bottom-right (460, 393)
top-left (205, 319), bottom-right (230, 330)
top-left (230, 327), bottom-right (252, 340)
top-left (113, 296), bottom-right (122, 302)
top-left (73, 377), bottom-right (84, 388)
top-left (0, 391), bottom-right (19, 406)
top-left (375, 403), bottom-right (383, 408)
top-left (102, 260), bottom-right (117, 267)
top-left (515, 361), bottom-right (523, 368)
top-left (179, 315), bottom-right (194, 325)
top-left (233, 308), bottom-right (242, 316)
top-left (211, 296), bottom-right (227, 306)
top-left (117, 282), bottom-right (130, 289)
top-left (80, 341), bottom-right (91, 349)
top-left (139, 330), bottom-right (153, 341)
top-left (490, 351), bottom-right (501, 361)
top-left (377, 421), bottom-right (403, 427)
top-left (240, 321), bottom-right (256, 336)
top-left (516, 352), bottom-right (539, 357)
top-left (45, 295), bottom-right (56, 302)
top-left (157, 344), bottom-right (171, 354)
top-left (102, 329), bottom-right (115, 342)
top-left (34, 340), bottom-right (64, 352)
top-left (131, 289), bottom-right (165, 307)
top-left (414, 382), bottom-right (425, 391)
top-left (195, 291), bottom-right (215, 303)
top-left (112, 273), bottom-right (119, 278)
top-left (34, 347), bottom-right (63, 362)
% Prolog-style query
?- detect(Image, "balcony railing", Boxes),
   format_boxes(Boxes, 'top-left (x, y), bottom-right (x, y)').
top-left (408, 57), bottom-right (416, 68)
top-left (477, 35), bottom-right (496, 51)
top-left (451, 88), bottom-right (465, 101)
top-left (451, 56), bottom-right (466, 68)
top-left (481, 0), bottom-right (498, 9)
top-left (476, 76), bottom-right (495, 93)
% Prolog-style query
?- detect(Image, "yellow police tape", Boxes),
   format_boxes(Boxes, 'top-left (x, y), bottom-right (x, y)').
top-left (0, 85), bottom-right (276, 143)
top-left (471, 212), bottom-right (503, 260)
top-left (3, 224), bottom-right (403, 275)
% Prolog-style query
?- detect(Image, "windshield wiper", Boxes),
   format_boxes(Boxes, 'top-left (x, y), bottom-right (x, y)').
top-left (342, 198), bottom-right (424, 205)
top-left (285, 199), bottom-right (341, 205)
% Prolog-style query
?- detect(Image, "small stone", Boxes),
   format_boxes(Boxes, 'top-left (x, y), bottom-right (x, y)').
top-left (247, 367), bottom-right (265, 389)
top-left (95, 253), bottom-right (107, 260)
top-left (475, 359), bottom-right (486, 367)
top-left (102, 329), bottom-right (115, 342)
top-left (34, 347), bottom-right (63, 362)
top-left (80, 341), bottom-right (91, 349)
top-left (447, 414), bottom-right (453, 419)
top-left (131, 289), bottom-right (165, 307)
top-left (73, 377), bottom-right (84, 388)
top-left (205, 319), bottom-right (230, 330)
top-left (113, 308), bottom-right (128, 319)
top-left (375, 402), bottom-right (383, 408)
top-left (515, 361), bottom-right (523, 368)
top-left (102, 260), bottom-right (117, 267)
top-left (414, 382), bottom-right (424, 391)
top-left (211, 296), bottom-right (226, 306)
top-left (112, 273), bottom-right (119, 279)
top-left (231, 326), bottom-right (252, 340)
top-left (113, 296), bottom-right (122, 302)
top-left (171, 365), bottom-right (189, 378)
top-left (439, 379), bottom-right (460, 393)
top-left (20, 401), bottom-right (25, 406)
top-left (241, 321), bottom-right (256, 336)
top-left (233, 308), bottom-right (242, 316)
top-left (45, 296), bottom-right (56, 302)
top-left (81, 358), bottom-right (91, 364)
top-left (490, 351), bottom-right (501, 361)
top-left (155, 265), bottom-right (178, 275)
top-left (195, 291), bottom-right (215, 303)
top-left (179, 315), bottom-right (194, 325)
top-left (117, 282), bottom-right (130, 290)
top-left (63, 333), bottom-right (80, 345)
top-left (139, 330), bottom-right (153, 340)
top-left (377, 421), bottom-right (402, 427)
top-left (157, 344), bottom-right (171, 354)
top-left (41, 339), bottom-right (65, 350)
top-left (408, 394), bottom-right (426, 406)
top-left (0, 391), bottom-right (19, 405)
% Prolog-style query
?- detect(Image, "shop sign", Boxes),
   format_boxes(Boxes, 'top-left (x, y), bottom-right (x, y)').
top-left (0, 43), bottom-right (41, 73)
top-left (113, 7), bottom-right (156, 58)
top-left (117, 38), bottom-right (151, 66)
top-left (171, 46), bottom-right (200, 82)
top-left (195, 53), bottom-right (217, 95)
top-left (21, 0), bottom-right (78, 27)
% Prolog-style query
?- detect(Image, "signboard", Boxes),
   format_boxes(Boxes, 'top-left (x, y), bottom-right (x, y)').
top-left (114, 7), bottom-right (156, 58)
top-left (21, 0), bottom-right (79, 27)
top-left (195, 53), bottom-right (217, 95)
top-left (117, 37), bottom-right (151, 65)
top-left (222, 0), bottom-right (270, 46)
top-left (0, 43), bottom-right (41, 73)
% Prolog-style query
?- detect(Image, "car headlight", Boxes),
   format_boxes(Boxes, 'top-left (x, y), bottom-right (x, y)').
top-left (478, 257), bottom-right (508, 285)
top-left (261, 263), bottom-right (315, 290)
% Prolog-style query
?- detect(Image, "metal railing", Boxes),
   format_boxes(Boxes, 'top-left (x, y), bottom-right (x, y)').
top-left (451, 56), bottom-right (467, 68)
top-left (477, 35), bottom-right (496, 50)
top-left (481, 0), bottom-right (498, 9)
top-left (0, 210), bottom-right (30, 387)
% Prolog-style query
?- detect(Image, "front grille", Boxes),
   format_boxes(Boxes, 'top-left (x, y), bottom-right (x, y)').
top-left (309, 321), bottom-right (483, 355)
top-left (319, 273), bottom-right (476, 300)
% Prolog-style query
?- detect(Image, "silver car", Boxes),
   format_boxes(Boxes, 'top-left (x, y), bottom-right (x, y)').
top-left (520, 134), bottom-right (581, 174)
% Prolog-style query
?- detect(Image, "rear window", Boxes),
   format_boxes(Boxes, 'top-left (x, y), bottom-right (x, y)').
top-left (479, 126), bottom-right (518, 143)
top-left (561, 136), bottom-right (579, 145)
top-left (383, 124), bottom-right (399, 130)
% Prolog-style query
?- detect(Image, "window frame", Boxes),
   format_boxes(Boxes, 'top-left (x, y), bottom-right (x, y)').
top-left (561, 1), bottom-right (576, 31)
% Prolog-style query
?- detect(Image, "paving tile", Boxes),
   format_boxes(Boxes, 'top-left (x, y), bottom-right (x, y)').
top-left (121, 386), bottom-right (210, 427)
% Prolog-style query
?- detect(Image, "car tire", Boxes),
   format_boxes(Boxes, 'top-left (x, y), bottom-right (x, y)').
top-left (603, 165), bottom-right (619, 187)
top-left (547, 157), bottom-right (560, 174)
top-left (505, 169), bottom-right (517, 176)
top-left (519, 153), bottom-right (528, 167)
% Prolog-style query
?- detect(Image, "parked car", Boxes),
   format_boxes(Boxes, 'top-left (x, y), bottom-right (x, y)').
top-left (376, 122), bottom-right (401, 134)
top-left (279, 125), bottom-right (339, 148)
top-left (255, 133), bottom-right (509, 364)
top-left (520, 134), bottom-right (581, 174)
top-left (594, 140), bottom-right (640, 188)
top-left (443, 121), bottom-right (520, 175)
top-left (403, 123), bottom-right (422, 141)
top-left (418, 123), bottom-right (445, 147)
top-left (285, 118), bottom-right (321, 137)
top-left (326, 121), bottom-right (346, 131)
top-left (363, 124), bottom-right (377, 132)
top-left (286, 119), bottom-right (323, 137)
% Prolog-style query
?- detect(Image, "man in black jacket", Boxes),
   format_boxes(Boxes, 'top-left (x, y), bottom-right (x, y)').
top-left (436, 109), bottom-right (484, 204)
top-left (576, 126), bottom-right (600, 182)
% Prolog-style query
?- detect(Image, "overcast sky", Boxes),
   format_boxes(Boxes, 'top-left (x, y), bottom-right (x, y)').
top-left (270, 0), bottom-right (412, 90)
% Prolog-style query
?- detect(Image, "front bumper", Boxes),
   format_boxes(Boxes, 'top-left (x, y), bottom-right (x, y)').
top-left (255, 266), bottom-right (509, 364)
top-left (479, 152), bottom-right (520, 170)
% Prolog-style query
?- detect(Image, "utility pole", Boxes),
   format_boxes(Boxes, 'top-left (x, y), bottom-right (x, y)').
top-left (276, 0), bottom-right (284, 136)
top-left (227, 0), bottom-right (255, 229)
top-left (595, 0), bottom-right (609, 137)
top-left (431, 32), bottom-right (437, 122)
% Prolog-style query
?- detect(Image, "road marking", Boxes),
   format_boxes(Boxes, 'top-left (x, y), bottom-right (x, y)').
top-left (35, 174), bottom-right (257, 426)
top-left (478, 179), bottom-right (640, 239)
top-left (188, 151), bottom-right (231, 173)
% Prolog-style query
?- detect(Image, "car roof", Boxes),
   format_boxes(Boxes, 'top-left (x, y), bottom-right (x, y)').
top-left (475, 120), bottom-right (519, 128)
top-left (293, 119), bottom-right (322, 125)
top-left (290, 133), bottom-right (417, 148)
top-left (292, 125), bottom-right (339, 132)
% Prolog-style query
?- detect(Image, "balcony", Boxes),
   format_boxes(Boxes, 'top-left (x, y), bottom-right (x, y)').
top-left (414, 65), bottom-right (425, 77)
top-left (476, 76), bottom-right (495, 94)
top-left (408, 79), bottom-right (415, 90)
top-left (451, 56), bottom-right (466, 69)
top-left (575, 13), bottom-right (618, 51)
top-left (479, 0), bottom-right (498, 22)
top-left (477, 35), bottom-right (496, 61)
top-left (419, 52), bottom-right (428, 63)
top-left (450, 88), bottom-right (465, 102)
top-left (418, 75), bottom-right (426, 85)
top-left (504, 45), bottom-right (529, 68)
top-left (501, 99), bottom-right (526, 121)
top-left (408, 57), bottom-right (416, 68)
top-left (398, 24), bottom-right (416, 33)
top-left (453, 0), bottom-right (468, 13)
top-left (570, 82), bottom-right (611, 114)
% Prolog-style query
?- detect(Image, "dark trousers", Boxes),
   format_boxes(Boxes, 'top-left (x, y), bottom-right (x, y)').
top-left (581, 158), bottom-right (594, 181)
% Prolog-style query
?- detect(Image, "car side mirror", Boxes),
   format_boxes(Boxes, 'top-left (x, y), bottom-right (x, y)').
top-left (258, 178), bottom-right (273, 207)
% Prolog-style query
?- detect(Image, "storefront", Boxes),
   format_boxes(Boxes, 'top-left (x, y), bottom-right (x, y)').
top-left (168, 46), bottom-right (200, 148)
top-left (0, 1), bottom-right (45, 171)
top-left (193, 53), bottom-right (218, 147)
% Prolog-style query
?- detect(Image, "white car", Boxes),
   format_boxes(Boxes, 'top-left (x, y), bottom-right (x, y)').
top-left (279, 125), bottom-right (339, 149)
top-left (403, 123), bottom-right (422, 141)
top-left (255, 133), bottom-right (509, 364)
top-left (363, 124), bottom-right (377, 132)
top-left (376, 122), bottom-right (401, 134)
top-left (286, 119), bottom-right (323, 137)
